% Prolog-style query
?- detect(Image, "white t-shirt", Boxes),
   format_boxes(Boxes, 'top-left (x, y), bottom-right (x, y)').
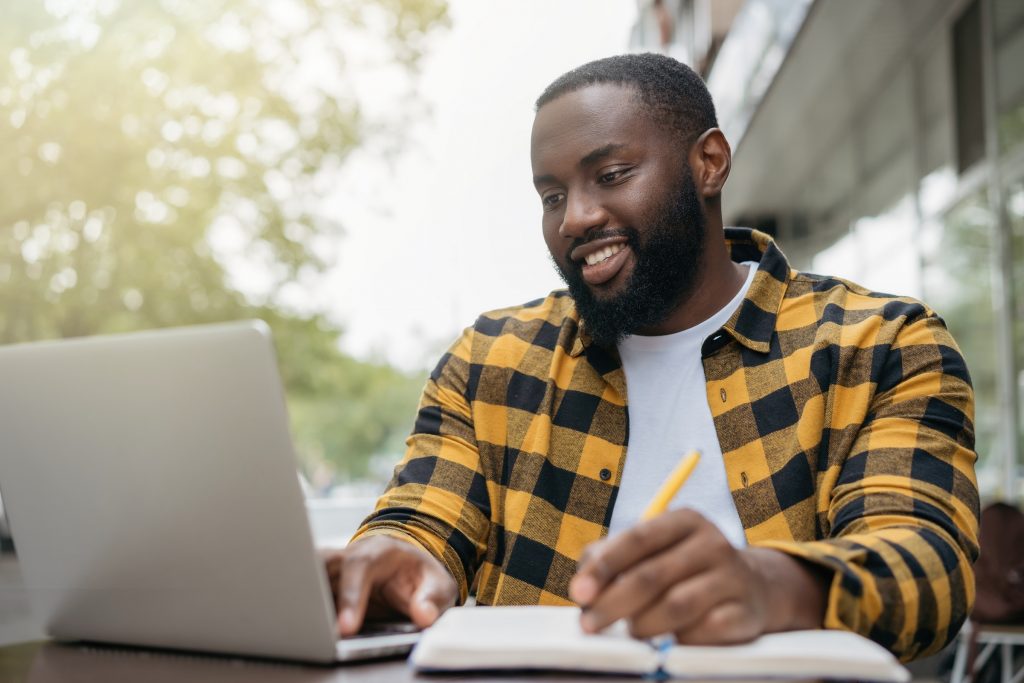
top-left (607, 262), bottom-right (758, 547)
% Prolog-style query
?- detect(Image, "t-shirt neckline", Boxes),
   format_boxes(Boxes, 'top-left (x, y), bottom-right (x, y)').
top-left (619, 261), bottom-right (758, 352)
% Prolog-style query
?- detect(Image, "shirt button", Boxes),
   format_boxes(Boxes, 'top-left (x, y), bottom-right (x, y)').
top-left (599, 468), bottom-right (612, 481)
top-left (720, 388), bottom-right (727, 402)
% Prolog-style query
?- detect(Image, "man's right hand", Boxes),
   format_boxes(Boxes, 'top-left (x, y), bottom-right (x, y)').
top-left (323, 535), bottom-right (458, 637)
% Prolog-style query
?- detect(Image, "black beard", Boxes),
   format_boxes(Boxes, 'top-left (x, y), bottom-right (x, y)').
top-left (553, 168), bottom-right (707, 348)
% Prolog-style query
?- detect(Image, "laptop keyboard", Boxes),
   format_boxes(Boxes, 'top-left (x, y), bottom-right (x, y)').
top-left (345, 622), bottom-right (419, 639)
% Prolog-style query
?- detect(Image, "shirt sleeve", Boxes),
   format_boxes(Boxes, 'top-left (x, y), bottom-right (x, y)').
top-left (348, 327), bottom-right (490, 603)
top-left (755, 309), bottom-right (981, 661)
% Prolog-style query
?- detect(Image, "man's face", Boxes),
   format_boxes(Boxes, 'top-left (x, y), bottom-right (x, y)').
top-left (530, 83), bottom-right (707, 346)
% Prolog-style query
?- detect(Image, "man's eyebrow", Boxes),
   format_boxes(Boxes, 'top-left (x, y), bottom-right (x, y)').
top-left (532, 144), bottom-right (628, 187)
top-left (532, 173), bottom-right (557, 188)
top-left (579, 143), bottom-right (625, 168)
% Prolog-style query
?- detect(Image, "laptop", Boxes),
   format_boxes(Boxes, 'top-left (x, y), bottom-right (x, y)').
top-left (0, 320), bottom-right (419, 663)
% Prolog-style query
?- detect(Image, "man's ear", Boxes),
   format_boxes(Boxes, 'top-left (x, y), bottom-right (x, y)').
top-left (689, 128), bottom-right (731, 199)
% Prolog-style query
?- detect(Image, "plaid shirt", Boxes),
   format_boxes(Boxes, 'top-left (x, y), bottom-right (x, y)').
top-left (352, 228), bottom-right (980, 661)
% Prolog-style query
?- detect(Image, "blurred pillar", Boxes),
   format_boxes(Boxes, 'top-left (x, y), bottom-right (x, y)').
top-left (980, 0), bottom-right (1019, 501)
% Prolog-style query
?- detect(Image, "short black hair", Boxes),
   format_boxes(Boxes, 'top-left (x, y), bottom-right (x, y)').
top-left (535, 53), bottom-right (718, 149)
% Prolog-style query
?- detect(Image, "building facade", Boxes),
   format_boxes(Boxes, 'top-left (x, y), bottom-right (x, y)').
top-left (632, 0), bottom-right (1024, 499)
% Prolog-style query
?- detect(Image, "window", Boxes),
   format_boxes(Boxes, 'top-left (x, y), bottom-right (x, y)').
top-left (922, 193), bottom-right (999, 478)
top-left (994, 0), bottom-right (1024, 151)
top-left (1008, 181), bottom-right (1024, 468)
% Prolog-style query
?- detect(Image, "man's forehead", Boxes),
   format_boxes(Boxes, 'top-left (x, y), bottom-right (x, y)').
top-left (530, 83), bottom-right (655, 163)
top-left (533, 82), bottom-right (642, 128)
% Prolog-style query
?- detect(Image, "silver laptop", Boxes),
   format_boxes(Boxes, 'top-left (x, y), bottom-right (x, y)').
top-left (0, 321), bottom-right (418, 663)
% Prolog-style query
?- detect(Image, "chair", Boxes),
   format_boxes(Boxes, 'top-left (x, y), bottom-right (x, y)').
top-left (950, 621), bottom-right (1024, 683)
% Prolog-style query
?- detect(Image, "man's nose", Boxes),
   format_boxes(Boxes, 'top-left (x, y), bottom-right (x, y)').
top-left (558, 190), bottom-right (608, 239)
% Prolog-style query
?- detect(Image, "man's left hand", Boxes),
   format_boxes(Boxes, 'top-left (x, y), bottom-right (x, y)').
top-left (568, 509), bottom-right (828, 644)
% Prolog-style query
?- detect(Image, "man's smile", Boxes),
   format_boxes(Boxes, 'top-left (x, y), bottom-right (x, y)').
top-left (568, 234), bottom-right (632, 286)
top-left (579, 243), bottom-right (631, 285)
top-left (583, 243), bottom-right (626, 266)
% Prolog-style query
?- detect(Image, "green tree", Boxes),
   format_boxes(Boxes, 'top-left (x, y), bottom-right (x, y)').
top-left (0, 0), bottom-right (445, 479)
top-left (265, 308), bottom-right (426, 481)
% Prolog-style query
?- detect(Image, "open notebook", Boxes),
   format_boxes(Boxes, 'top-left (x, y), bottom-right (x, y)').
top-left (411, 606), bottom-right (910, 682)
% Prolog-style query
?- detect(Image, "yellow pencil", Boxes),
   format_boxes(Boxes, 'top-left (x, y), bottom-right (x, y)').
top-left (640, 450), bottom-right (701, 521)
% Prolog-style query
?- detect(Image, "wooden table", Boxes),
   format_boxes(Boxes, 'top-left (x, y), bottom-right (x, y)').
top-left (0, 639), bottom-right (667, 683)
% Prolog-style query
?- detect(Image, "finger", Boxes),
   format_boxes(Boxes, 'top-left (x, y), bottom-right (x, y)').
top-left (571, 510), bottom-right (703, 605)
top-left (335, 555), bottom-right (375, 637)
top-left (371, 546), bottom-right (458, 626)
top-left (569, 541), bottom-right (607, 605)
top-left (322, 551), bottom-right (346, 601)
top-left (579, 530), bottom-right (718, 633)
top-left (407, 568), bottom-right (458, 628)
top-left (674, 600), bottom-right (761, 645)
top-left (627, 569), bottom-right (724, 638)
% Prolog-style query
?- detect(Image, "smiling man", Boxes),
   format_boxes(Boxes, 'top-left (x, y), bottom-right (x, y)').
top-left (327, 53), bottom-right (980, 661)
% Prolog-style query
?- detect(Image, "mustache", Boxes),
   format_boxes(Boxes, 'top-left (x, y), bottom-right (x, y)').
top-left (563, 228), bottom-right (636, 266)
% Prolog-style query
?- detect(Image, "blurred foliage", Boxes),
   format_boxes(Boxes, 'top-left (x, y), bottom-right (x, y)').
top-left (999, 106), bottom-right (1024, 156)
top-left (263, 309), bottom-right (426, 481)
top-left (0, 0), bottom-right (444, 480)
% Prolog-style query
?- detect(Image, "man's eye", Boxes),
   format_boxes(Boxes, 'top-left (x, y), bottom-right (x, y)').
top-left (598, 169), bottom-right (626, 183)
top-left (542, 193), bottom-right (563, 209)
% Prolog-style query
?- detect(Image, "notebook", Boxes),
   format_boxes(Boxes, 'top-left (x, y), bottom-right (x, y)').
top-left (411, 606), bottom-right (910, 681)
top-left (0, 320), bottom-right (417, 663)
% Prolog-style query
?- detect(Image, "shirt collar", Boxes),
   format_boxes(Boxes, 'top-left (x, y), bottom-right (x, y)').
top-left (569, 227), bottom-right (790, 358)
top-left (718, 227), bottom-right (790, 354)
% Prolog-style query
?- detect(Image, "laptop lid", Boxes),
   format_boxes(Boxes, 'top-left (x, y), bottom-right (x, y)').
top-left (0, 321), bottom-right (344, 662)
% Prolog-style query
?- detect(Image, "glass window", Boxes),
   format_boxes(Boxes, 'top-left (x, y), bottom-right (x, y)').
top-left (812, 195), bottom-right (921, 300)
top-left (1008, 181), bottom-right (1024, 474)
top-left (994, 0), bottom-right (1024, 152)
top-left (851, 195), bottom-right (921, 299)
top-left (922, 193), bottom-right (1000, 484)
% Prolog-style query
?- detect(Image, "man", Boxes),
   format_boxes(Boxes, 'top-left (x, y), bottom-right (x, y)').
top-left (325, 53), bottom-right (980, 661)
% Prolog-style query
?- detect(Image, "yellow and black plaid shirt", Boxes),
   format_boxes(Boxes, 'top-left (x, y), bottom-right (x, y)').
top-left (352, 228), bottom-right (980, 661)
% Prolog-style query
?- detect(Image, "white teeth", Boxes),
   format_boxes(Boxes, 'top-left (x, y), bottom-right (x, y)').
top-left (584, 244), bottom-right (624, 266)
